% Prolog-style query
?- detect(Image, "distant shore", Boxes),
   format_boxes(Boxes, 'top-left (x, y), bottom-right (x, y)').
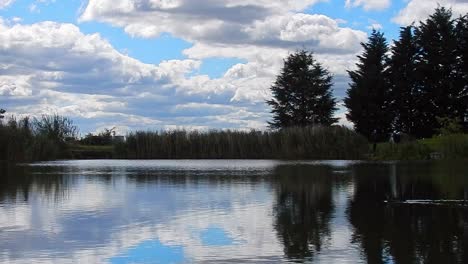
top-left (66, 133), bottom-right (468, 161)
top-left (1, 115), bottom-right (466, 163)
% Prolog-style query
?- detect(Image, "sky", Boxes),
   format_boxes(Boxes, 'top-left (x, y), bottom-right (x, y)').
top-left (1, 0), bottom-right (468, 134)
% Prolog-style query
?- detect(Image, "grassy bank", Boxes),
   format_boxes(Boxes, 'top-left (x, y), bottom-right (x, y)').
top-left (114, 126), bottom-right (369, 160)
top-left (3, 114), bottom-right (465, 162)
top-left (0, 119), bottom-right (369, 161)
top-left (374, 134), bottom-right (468, 160)
top-left (0, 115), bottom-right (77, 162)
top-left (68, 144), bottom-right (114, 159)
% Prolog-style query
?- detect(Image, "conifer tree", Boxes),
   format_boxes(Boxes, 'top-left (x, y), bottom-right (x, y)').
top-left (267, 50), bottom-right (338, 128)
top-left (455, 15), bottom-right (468, 128)
top-left (344, 30), bottom-right (392, 142)
top-left (386, 26), bottom-right (420, 136)
top-left (415, 7), bottom-right (460, 137)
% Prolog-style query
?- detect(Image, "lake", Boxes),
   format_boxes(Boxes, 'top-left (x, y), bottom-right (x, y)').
top-left (0, 160), bottom-right (467, 263)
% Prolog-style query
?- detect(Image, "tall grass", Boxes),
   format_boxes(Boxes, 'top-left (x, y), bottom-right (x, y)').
top-left (0, 115), bottom-right (77, 162)
top-left (114, 126), bottom-right (369, 160)
top-left (375, 134), bottom-right (468, 160)
top-left (422, 134), bottom-right (468, 159)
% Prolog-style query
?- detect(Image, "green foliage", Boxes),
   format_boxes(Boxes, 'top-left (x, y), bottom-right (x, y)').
top-left (34, 115), bottom-right (77, 142)
top-left (0, 115), bottom-right (77, 162)
top-left (436, 117), bottom-right (464, 135)
top-left (375, 134), bottom-right (468, 160)
top-left (80, 127), bottom-right (116, 146)
top-left (386, 26), bottom-right (420, 135)
top-left (347, 8), bottom-right (468, 140)
top-left (345, 30), bottom-right (392, 142)
top-left (67, 144), bottom-right (114, 159)
top-left (414, 7), bottom-right (464, 137)
top-left (267, 50), bottom-right (338, 128)
top-left (0, 117), bottom-right (35, 161)
top-left (455, 15), bottom-right (468, 124)
top-left (374, 141), bottom-right (432, 160)
top-left (115, 126), bottom-right (368, 160)
top-left (422, 134), bottom-right (468, 159)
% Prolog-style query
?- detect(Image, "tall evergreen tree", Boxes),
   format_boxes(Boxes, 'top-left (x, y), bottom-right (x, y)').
top-left (455, 15), bottom-right (468, 128)
top-left (415, 7), bottom-right (461, 137)
top-left (386, 26), bottom-right (420, 136)
top-left (344, 30), bottom-right (392, 142)
top-left (267, 50), bottom-right (338, 128)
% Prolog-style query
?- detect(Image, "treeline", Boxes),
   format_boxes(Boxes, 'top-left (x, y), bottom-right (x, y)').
top-left (114, 126), bottom-right (368, 160)
top-left (346, 7), bottom-right (468, 141)
top-left (0, 113), bottom-right (369, 161)
top-left (0, 114), bottom-right (77, 162)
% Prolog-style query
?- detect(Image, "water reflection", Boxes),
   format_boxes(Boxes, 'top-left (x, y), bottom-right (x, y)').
top-left (0, 160), bottom-right (467, 263)
top-left (349, 162), bottom-right (468, 264)
top-left (273, 165), bottom-right (336, 262)
top-left (0, 164), bottom-right (75, 205)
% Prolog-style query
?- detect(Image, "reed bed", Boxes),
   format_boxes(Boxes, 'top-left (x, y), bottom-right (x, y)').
top-left (114, 126), bottom-right (369, 160)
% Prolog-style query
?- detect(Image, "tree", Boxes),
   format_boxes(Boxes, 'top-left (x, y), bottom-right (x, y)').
top-left (455, 15), bottom-right (468, 129)
top-left (267, 50), bottom-right (338, 128)
top-left (34, 115), bottom-right (78, 142)
top-left (415, 7), bottom-right (461, 137)
top-left (0, 109), bottom-right (5, 120)
top-left (386, 26), bottom-right (420, 136)
top-left (345, 30), bottom-right (392, 142)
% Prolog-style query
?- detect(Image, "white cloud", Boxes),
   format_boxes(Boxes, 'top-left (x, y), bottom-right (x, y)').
top-left (367, 23), bottom-right (383, 30)
top-left (29, 0), bottom-right (57, 13)
top-left (0, 75), bottom-right (32, 96)
top-left (345, 0), bottom-right (391, 11)
top-left (11, 16), bottom-right (21, 23)
top-left (80, 0), bottom-right (365, 55)
top-left (0, 20), bottom-right (277, 131)
top-left (0, 0), bottom-right (14, 9)
top-left (85, 1), bottom-right (366, 115)
top-left (1, 0), bottom-right (369, 132)
top-left (28, 3), bottom-right (38, 13)
top-left (245, 13), bottom-right (366, 54)
top-left (0, 21), bottom-right (200, 128)
top-left (393, 0), bottom-right (468, 25)
top-left (0, 21), bottom-right (196, 90)
top-left (77, 1), bottom-right (368, 131)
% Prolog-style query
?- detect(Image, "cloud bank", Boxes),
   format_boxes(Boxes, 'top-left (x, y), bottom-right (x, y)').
top-left (0, 0), bottom-right (371, 133)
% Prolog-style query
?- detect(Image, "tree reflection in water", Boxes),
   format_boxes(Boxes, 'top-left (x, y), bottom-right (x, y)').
top-left (349, 162), bottom-right (468, 264)
top-left (0, 163), bottom-right (116, 203)
top-left (272, 164), bottom-right (346, 262)
top-left (0, 163), bottom-right (71, 203)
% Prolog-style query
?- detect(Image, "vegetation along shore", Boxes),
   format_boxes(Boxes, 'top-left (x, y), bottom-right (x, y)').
top-left (1, 8), bottom-right (467, 162)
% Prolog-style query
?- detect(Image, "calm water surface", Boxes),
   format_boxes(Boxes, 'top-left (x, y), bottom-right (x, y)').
top-left (0, 160), bottom-right (467, 263)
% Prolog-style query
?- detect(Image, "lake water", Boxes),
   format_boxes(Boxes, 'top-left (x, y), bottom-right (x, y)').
top-left (0, 160), bottom-right (467, 263)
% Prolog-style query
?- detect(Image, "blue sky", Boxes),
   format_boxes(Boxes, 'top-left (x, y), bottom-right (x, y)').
top-left (0, 0), bottom-right (467, 133)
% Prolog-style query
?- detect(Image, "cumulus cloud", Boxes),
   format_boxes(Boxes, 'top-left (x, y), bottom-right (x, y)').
top-left (0, 20), bottom-right (277, 132)
top-left (0, 21), bottom-right (197, 93)
top-left (244, 13), bottom-right (366, 54)
top-left (1, 0), bottom-right (368, 132)
top-left (79, 1), bottom-right (367, 126)
top-left (0, 21), bottom-right (199, 130)
top-left (393, 0), bottom-right (468, 25)
top-left (345, 0), bottom-right (391, 11)
top-left (80, 0), bottom-right (365, 54)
